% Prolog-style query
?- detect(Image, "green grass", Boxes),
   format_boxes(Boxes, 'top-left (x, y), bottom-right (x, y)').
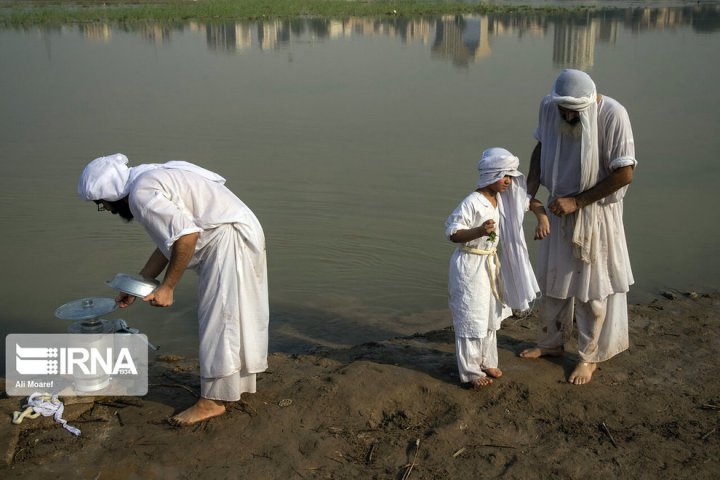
top-left (0, 0), bottom-right (579, 26)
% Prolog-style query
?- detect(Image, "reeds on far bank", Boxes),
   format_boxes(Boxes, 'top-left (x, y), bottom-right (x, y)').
top-left (0, 0), bottom-right (575, 26)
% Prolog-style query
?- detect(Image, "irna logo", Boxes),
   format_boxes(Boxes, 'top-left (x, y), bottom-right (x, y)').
top-left (15, 344), bottom-right (138, 376)
top-left (5, 334), bottom-right (149, 396)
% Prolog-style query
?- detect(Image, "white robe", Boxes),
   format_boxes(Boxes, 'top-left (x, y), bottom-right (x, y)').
top-left (446, 192), bottom-right (511, 338)
top-left (534, 95), bottom-right (637, 302)
top-left (128, 168), bottom-right (269, 378)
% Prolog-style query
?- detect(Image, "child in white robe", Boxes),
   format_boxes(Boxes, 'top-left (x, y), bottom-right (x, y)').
top-left (445, 147), bottom-right (548, 387)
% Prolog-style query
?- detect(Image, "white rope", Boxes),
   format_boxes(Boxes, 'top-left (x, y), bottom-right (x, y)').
top-left (460, 245), bottom-right (504, 303)
top-left (12, 392), bottom-right (81, 436)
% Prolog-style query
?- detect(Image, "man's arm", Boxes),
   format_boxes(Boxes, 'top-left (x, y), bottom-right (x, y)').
top-left (526, 142), bottom-right (551, 239)
top-left (527, 142), bottom-right (541, 198)
top-left (143, 232), bottom-right (199, 307)
top-left (549, 165), bottom-right (634, 216)
top-left (140, 248), bottom-right (169, 280)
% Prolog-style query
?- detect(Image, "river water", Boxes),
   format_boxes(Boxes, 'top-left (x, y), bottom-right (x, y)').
top-left (1, 3), bottom-right (719, 359)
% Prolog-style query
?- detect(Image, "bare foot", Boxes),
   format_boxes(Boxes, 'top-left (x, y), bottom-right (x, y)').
top-left (518, 346), bottom-right (563, 359)
top-left (168, 398), bottom-right (226, 426)
top-left (483, 367), bottom-right (503, 379)
top-left (469, 376), bottom-right (493, 388)
top-left (568, 362), bottom-right (597, 385)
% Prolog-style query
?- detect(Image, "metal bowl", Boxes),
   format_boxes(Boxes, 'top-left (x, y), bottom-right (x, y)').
top-left (106, 273), bottom-right (159, 297)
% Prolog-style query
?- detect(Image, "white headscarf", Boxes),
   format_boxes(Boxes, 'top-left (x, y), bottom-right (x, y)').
top-left (550, 69), bottom-right (600, 264)
top-left (476, 147), bottom-right (522, 189)
top-left (77, 153), bottom-right (225, 201)
top-left (477, 148), bottom-right (539, 310)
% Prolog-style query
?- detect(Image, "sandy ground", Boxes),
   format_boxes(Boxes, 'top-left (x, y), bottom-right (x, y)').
top-left (1, 290), bottom-right (719, 479)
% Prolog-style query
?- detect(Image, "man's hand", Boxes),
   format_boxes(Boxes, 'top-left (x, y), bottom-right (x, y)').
top-left (116, 292), bottom-right (137, 308)
top-left (143, 284), bottom-right (174, 307)
top-left (549, 197), bottom-right (579, 217)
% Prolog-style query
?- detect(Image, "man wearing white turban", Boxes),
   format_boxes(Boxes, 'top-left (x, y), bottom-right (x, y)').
top-left (78, 154), bottom-right (269, 425)
top-left (519, 70), bottom-right (637, 385)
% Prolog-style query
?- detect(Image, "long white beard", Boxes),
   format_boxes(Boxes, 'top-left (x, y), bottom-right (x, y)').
top-left (557, 117), bottom-right (582, 138)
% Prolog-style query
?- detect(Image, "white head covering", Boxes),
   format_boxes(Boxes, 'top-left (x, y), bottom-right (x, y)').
top-left (550, 69), bottom-right (599, 197)
top-left (78, 154), bottom-right (226, 201)
top-left (552, 69), bottom-right (596, 111)
top-left (550, 69), bottom-right (600, 264)
top-left (77, 153), bottom-right (131, 202)
top-left (476, 147), bottom-right (522, 189)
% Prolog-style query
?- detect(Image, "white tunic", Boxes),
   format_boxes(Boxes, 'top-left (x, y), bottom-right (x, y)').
top-left (128, 168), bottom-right (269, 378)
top-left (534, 95), bottom-right (637, 302)
top-left (446, 192), bottom-right (511, 338)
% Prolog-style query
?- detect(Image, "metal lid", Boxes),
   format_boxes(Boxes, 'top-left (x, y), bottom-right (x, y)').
top-left (106, 273), bottom-right (159, 298)
top-left (55, 297), bottom-right (118, 321)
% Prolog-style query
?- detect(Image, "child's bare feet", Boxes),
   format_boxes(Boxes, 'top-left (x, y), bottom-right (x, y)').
top-left (483, 368), bottom-right (503, 378)
top-left (469, 376), bottom-right (493, 387)
top-left (568, 362), bottom-right (596, 385)
top-left (518, 346), bottom-right (563, 358)
top-left (168, 398), bottom-right (226, 426)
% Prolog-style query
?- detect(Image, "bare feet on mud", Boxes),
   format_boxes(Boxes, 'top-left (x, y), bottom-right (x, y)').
top-left (469, 376), bottom-right (493, 387)
top-left (568, 362), bottom-right (597, 385)
top-left (483, 368), bottom-right (503, 378)
top-left (518, 346), bottom-right (563, 359)
top-left (168, 398), bottom-right (226, 426)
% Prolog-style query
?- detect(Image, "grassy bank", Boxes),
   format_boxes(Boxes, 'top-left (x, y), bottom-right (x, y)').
top-left (0, 0), bottom-right (573, 26)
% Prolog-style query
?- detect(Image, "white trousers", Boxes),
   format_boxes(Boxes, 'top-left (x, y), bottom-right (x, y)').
top-left (201, 371), bottom-right (257, 402)
top-left (455, 331), bottom-right (498, 383)
top-left (536, 294), bottom-right (629, 362)
top-left (195, 224), bottom-right (269, 381)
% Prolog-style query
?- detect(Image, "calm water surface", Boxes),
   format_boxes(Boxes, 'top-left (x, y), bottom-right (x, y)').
top-left (1, 4), bottom-right (719, 359)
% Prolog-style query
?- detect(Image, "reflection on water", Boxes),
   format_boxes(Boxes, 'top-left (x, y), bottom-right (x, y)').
top-left (28, 5), bottom-right (720, 69)
top-left (39, 5), bottom-right (713, 68)
top-left (1, 4), bottom-right (719, 359)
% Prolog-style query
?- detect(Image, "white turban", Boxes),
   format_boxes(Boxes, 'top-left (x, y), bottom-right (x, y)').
top-left (77, 153), bottom-right (130, 201)
top-left (78, 154), bottom-right (226, 202)
top-left (551, 69), bottom-right (596, 112)
top-left (476, 147), bottom-right (522, 189)
top-left (550, 69), bottom-right (600, 264)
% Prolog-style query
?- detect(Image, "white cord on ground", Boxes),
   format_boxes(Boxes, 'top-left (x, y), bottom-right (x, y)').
top-left (12, 392), bottom-right (81, 436)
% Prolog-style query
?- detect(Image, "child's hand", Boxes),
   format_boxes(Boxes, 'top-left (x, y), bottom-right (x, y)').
top-left (482, 219), bottom-right (496, 237)
top-left (534, 217), bottom-right (550, 240)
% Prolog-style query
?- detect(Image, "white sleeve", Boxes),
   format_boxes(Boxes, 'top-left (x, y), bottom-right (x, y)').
top-left (601, 103), bottom-right (637, 205)
top-left (134, 190), bottom-right (203, 253)
top-left (445, 196), bottom-right (481, 239)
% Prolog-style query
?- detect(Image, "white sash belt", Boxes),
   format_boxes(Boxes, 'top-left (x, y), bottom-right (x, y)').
top-left (460, 245), bottom-right (504, 302)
